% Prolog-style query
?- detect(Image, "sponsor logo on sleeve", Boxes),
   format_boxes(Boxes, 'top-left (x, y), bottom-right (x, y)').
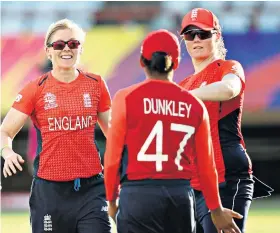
top-left (15, 94), bottom-right (23, 102)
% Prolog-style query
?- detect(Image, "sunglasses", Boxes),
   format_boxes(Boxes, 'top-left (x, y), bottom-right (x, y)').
top-left (47, 39), bottom-right (80, 50)
top-left (182, 29), bottom-right (216, 41)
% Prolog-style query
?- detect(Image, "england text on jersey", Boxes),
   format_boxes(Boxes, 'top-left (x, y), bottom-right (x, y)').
top-left (12, 71), bottom-right (111, 181)
top-left (48, 115), bottom-right (93, 131)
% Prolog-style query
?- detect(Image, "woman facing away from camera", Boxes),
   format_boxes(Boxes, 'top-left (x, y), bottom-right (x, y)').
top-left (105, 29), bottom-right (242, 233)
top-left (179, 8), bottom-right (273, 233)
top-left (0, 19), bottom-right (112, 233)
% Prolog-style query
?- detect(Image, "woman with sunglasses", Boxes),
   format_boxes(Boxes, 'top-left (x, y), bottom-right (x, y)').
top-left (1, 19), bottom-right (112, 233)
top-left (179, 8), bottom-right (273, 233)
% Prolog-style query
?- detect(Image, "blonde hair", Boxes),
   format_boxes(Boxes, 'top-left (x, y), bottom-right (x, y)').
top-left (215, 26), bottom-right (227, 60)
top-left (44, 19), bottom-right (86, 47)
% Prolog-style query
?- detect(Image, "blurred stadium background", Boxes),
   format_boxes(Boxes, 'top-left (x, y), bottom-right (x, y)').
top-left (1, 1), bottom-right (280, 233)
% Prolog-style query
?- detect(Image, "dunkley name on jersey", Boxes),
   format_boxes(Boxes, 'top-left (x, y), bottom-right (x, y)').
top-left (143, 98), bottom-right (192, 118)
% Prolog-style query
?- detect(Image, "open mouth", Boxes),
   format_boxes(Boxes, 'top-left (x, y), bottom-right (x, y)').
top-left (61, 55), bottom-right (73, 59)
top-left (194, 46), bottom-right (203, 50)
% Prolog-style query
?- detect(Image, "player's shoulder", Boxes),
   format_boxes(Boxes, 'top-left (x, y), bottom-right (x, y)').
top-left (220, 59), bottom-right (245, 80)
top-left (173, 82), bottom-right (198, 99)
top-left (221, 59), bottom-right (244, 70)
top-left (17, 73), bottom-right (50, 99)
top-left (114, 80), bottom-right (158, 102)
top-left (174, 82), bottom-right (188, 91)
top-left (28, 72), bottom-right (50, 88)
top-left (114, 82), bottom-right (144, 100)
top-left (80, 70), bottom-right (103, 83)
top-left (178, 75), bottom-right (192, 87)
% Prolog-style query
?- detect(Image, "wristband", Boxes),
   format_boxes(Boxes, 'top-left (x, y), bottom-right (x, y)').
top-left (0, 145), bottom-right (10, 157)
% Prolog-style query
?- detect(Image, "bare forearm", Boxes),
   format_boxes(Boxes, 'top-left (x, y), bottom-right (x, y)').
top-left (98, 110), bottom-right (110, 138)
top-left (190, 81), bottom-right (236, 101)
top-left (1, 128), bottom-right (25, 177)
top-left (1, 130), bottom-right (12, 147)
top-left (0, 130), bottom-right (13, 158)
top-left (1, 108), bottom-right (28, 153)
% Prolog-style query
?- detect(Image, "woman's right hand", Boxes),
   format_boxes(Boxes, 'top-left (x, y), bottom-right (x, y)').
top-left (211, 206), bottom-right (243, 233)
top-left (2, 148), bottom-right (25, 178)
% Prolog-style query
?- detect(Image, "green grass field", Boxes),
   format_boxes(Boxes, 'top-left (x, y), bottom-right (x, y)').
top-left (1, 197), bottom-right (280, 233)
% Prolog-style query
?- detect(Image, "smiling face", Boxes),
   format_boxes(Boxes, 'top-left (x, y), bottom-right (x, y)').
top-left (183, 26), bottom-right (218, 62)
top-left (46, 28), bottom-right (83, 70)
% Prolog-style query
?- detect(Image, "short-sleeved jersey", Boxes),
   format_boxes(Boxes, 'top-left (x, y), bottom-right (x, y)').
top-left (105, 79), bottom-right (221, 210)
top-left (179, 59), bottom-right (252, 189)
top-left (12, 70), bottom-right (111, 181)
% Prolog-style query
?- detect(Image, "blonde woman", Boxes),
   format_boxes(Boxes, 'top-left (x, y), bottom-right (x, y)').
top-left (179, 8), bottom-right (273, 233)
top-left (1, 19), bottom-right (112, 233)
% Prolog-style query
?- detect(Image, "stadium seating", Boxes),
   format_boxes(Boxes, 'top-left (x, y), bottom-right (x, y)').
top-left (1, 1), bottom-right (280, 35)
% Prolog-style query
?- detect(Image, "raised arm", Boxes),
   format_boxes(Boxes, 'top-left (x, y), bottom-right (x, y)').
top-left (190, 61), bottom-right (245, 102)
top-left (189, 74), bottom-right (242, 101)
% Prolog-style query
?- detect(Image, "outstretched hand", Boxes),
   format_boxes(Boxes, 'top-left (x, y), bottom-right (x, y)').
top-left (2, 148), bottom-right (25, 178)
top-left (211, 207), bottom-right (243, 233)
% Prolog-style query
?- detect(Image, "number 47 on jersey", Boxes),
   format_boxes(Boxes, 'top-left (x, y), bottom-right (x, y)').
top-left (137, 120), bottom-right (195, 172)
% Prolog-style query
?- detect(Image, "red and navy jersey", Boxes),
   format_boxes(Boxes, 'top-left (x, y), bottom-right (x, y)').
top-left (105, 79), bottom-right (221, 210)
top-left (12, 70), bottom-right (111, 181)
top-left (179, 59), bottom-right (252, 189)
